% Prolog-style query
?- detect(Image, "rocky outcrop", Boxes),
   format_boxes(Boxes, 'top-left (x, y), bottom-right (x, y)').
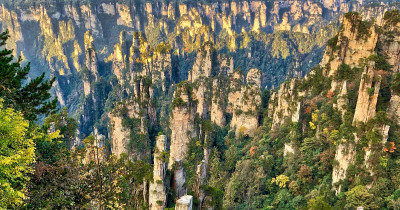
top-left (195, 160), bottom-right (207, 207)
top-left (353, 62), bottom-right (381, 124)
top-left (188, 42), bottom-right (215, 119)
top-left (173, 160), bottom-right (187, 199)
top-left (382, 16), bottom-right (400, 124)
top-left (175, 195), bottom-right (193, 210)
top-left (321, 13), bottom-right (378, 78)
top-left (144, 43), bottom-right (173, 93)
top-left (230, 68), bottom-right (262, 137)
top-left (388, 94), bottom-right (400, 123)
top-left (149, 135), bottom-right (168, 210)
top-left (110, 102), bottom-right (139, 158)
top-left (227, 70), bottom-right (244, 115)
top-left (83, 48), bottom-right (98, 96)
top-left (188, 42), bottom-right (214, 82)
top-left (168, 81), bottom-right (198, 169)
top-left (113, 31), bottom-right (129, 86)
top-left (334, 80), bottom-right (348, 116)
top-left (268, 78), bottom-right (303, 156)
top-left (331, 29), bottom-right (381, 194)
top-left (210, 55), bottom-right (232, 127)
top-left (332, 142), bottom-right (356, 193)
top-left (1, 0), bottom-right (389, 142)
top-left (270, 79), bottom-right (302, 130)
top-left (110, 77), bottom-right (155, 160)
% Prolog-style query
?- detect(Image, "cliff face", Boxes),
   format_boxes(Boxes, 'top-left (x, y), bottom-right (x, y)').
top-left (110, 77), bottom-right (156, 160)
top-left (5, 1), bottom-right (400, 208)
top-left (230, 68), bottom-right (262, 137)
top-left (269, 79), bottom-right (302, 130)
top-left (149, 135), bottom-right (168, 210)
top-left (168, 81), bottom-right (198, 169)
top-left (266, 11), bottom-right (400, 195)
top-left (175, 195), bottom-right (193, 210)
top-left (1, 0), bottom-right (389, 142)
top-left (0, 0), bottom-right (371, 132)
top-left (188, 42), bottom-right (215, 119)
top-left (210, 55), bottom-right (232, 127)
top-left (353, 62), bottom-right (381, 124)
top-left (83, 47), bottom-right (98, 97)
top-left (112, 31), bottom-right (129, 87)
top-left (321, 12), bottom-right (379, 79)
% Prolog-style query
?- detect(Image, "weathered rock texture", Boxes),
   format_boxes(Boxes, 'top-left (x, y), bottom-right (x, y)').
top-left (188, 42), bottom-right (215, 119)
top-left (1, 0), bottom-right (387, 139)
top-left (175, 195), bottom-right (193, 210)
top-left (149, 135), bottom-right (168, 210)
top-left (353, 62), bottom-right (381, 124)
top-left (110, 77), bottom-right (155, 160)
top-left (321, 13), bottom-right (378, 78)
top-left (269, 79), bottom-right (302, 130)
top-left (230, 68), bottom-right (262, 137)
top-left (168, 82), bottom-right (198, 169)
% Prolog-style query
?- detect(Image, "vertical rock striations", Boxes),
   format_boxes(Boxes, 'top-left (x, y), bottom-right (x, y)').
top-left (168, 81), bottom-right (198, 169)
top-left (149, 135), bottom-right (168, 210)
top-left (188, 42), bottom-right (215, 119)
top-left (110, 77), bottom-right (155, 161)
top-left (230, 68), bottom-right (262, 137)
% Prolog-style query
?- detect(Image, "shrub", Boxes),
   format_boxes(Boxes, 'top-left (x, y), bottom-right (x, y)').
top-left (391, 72), bottom-right (400, 94)
top-left (367, 54), bottom-right (392, 71)
top-left (335, 63), bottom-right (357, 81)
top-left (367, 87), bottom-right (375, 96)
top-left (327, 35), bottom-right (339, 52)
top-left (171, 97), bottom-right (187, 108)
top-left (384, 10), bottom-right (400, 26)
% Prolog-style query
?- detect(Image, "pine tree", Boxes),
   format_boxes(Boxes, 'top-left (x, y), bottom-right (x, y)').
top-left (0, 30), bottom-right (57, 121)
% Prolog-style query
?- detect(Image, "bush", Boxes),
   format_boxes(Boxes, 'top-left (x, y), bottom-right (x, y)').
top-left (327, 35), bottom-right (339, 52)
top-left (367, 87), bottom-right (375, 96)
top-left (171, 97), bottom-right (187, 108)
top-left (384, 10), bottom-right (400, 26)
top-left (391, 72), bottom-right (400, 94)
top-left (335, 63), bottom-right (359, 81)
top-left (367, 54), bottom-right (392, 71)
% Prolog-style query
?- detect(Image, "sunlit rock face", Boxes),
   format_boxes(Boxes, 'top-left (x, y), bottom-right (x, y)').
top-left (230, 68), bottom-right (262, 137)
top-left (175, 195), bottom-right (193, 210)
top-left (321, 13), bottom-right (379, 78)
top-left (168, 82), bottom-right (198, 169)
top-left (1, 0), bottom-right (388, 138)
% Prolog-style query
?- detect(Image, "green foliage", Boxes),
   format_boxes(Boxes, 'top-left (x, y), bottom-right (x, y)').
top-left (391, 72), bottom-right (400, 94)
top-left (366, 54), bottom-right (392, 71)
top-left (343, 12), bottom-right (373, 41)
top-left (0, 31), bottom-right (57, 121)
top-left (42, 107), bottom-right (78, 150)
top-left (384, 10), bottom-right (400, 27)
top-left (357, 20), bottom-right (374, 41)
top-left (171, 81), bottom-right (195, 109)
top-left (0, 100), bottom-right (35, 207)
top-left (335, 63), bottom-right (359, 81)
top-left (327, 34), bottom-right (339, 52)
top-left (307, 196), bottom-right (332, 210)
top-left (171, 97), bottom-right (187, 108)
top-left (345, 185), bottom-right (378, 209)
top-left (299, 65), bottom-right (331, 95)
top-left (367, 87), bottom-right (375, 96)
top-left (154, 42), bottom-right (171, 54)
top-left (204, 186), bottom-right (223, 209)
top-left (271, 174), bottom-right (290, 188)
